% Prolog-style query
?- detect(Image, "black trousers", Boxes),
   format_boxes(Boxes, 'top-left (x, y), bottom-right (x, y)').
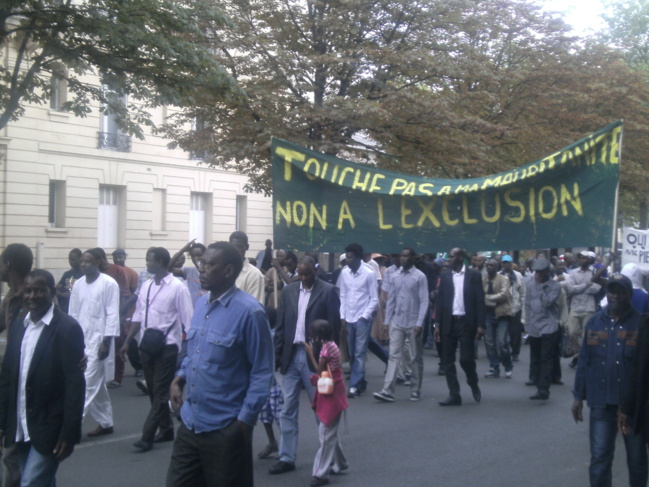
top-left (166, 420), bottom-right (253, 487)
top-left (141, 344), bottom-right (178, 442)
top-left (442, 317), bottom-right (478, 398)
top-left (508, 310), bottom-right (523, 357)
top-left (529, 331), bottom-right (559, 393)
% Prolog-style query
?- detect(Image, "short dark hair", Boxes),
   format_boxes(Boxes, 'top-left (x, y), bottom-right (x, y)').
top-left (298, 255), bottom-right (315, 268)
top-left (2, 244), bottom-right (34, 277)
top-left (229, 231), bottom-right (249, 246)
top-left (26, 269), bottom-right (56, 295)
top-left (305, 252), bottom-right (319, 264)
top-left (310, 319), bottom-right (333, 341)
top-left (84, 248), bottom-right (103, 264)
top-left (91, 247), bottom-right (107, 261)
top-left (69, 248), bottom-right (82, 258)
top-left (285, 251), bottom-right (298, 264)
top-left (207, 242), bottom-right (244, 279)
top-left (190, 243), bottom-right (206, 253)
top-left (147, 247), bottom-right (171, 268)
top-left (345, 243), bottom-right (363, 259)
top-left (402, 247), bottom-right (416, 258)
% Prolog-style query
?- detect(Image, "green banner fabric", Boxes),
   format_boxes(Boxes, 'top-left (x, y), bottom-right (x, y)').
top-left (272, 121), bottom-right (622, 253)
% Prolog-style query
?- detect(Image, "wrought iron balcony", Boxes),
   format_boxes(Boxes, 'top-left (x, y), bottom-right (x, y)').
top-left (98, 132), bottom-right (131, 152)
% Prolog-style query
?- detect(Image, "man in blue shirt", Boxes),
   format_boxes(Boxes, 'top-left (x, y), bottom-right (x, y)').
top-left (572, 274), bottom-right (647, 487)
top-left (167, 241), bottom-right (274, 487)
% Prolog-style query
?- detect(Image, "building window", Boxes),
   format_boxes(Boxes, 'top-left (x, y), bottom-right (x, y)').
top-left (98, 185), bottom-right (121, 248)
top-left (236, 195), bottom-right (247, 232)
top-left (48, 180), bottom-right (66, 228)
top-left (50, 64), bottom-right (67, 111)
top-left (189, 115), bottom-right (207, 160)
top-left (189, 192), bottom-right (211, 243)
top-left (152, 188), bottom-right (166, 231)
top-left (98, 80), bottom-right (131, 152)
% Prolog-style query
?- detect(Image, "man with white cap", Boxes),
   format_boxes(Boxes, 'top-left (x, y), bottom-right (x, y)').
top-left (566, 251), bottom-right (601, 369)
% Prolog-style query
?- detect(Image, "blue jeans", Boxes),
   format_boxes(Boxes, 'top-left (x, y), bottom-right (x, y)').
top-left (346, 318), bottom-right (371, 390)
top-left (484, 314), bottom-right (513, 372)
top-left (279, 346), bottom-right (316, 465)
top-left (589, 406), bottom-right (647, 487)
top-left (16, 442), bottom-right (58, 487)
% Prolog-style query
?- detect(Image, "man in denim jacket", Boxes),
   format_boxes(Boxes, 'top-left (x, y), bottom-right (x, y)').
top-left (572, 274), bottom-right (647, 487)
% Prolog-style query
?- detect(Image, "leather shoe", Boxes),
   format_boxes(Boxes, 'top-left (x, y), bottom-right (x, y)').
top-left (530, 391), bottom-right (549, 400)
top-left (471, 385), bottom-right (481, 403)
top-left (552, 380), bottom-right (564, 386)
top-left (525, 381), bottom-right (537, 386)
top-left (87, 425), bottom-right (113, 437)
top-left (153, 430), bottom-right (174, 443)
top-left (269, 461), bottom-right (295, 475)
top-left (439, 396), bottom-right (462, 406)
top-left (133, 439), bottom-right (153, 452)
top-left (310, 477), bottom-right (330, 486)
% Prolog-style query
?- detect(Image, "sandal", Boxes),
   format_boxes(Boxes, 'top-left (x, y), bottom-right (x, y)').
top-left (257, 442), bottom-right (278, 459)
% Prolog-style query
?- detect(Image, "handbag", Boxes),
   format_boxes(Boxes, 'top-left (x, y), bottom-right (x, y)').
top-left (138, 280), bottom-right (173, 356)
top-left (558, 324), bottom-right (576, 358)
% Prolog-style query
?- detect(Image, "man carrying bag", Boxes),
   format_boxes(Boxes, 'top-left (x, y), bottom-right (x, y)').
top-left (120, 247), bottom-right (193, 452)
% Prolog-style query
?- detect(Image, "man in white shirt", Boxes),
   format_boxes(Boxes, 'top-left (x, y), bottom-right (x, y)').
top-left (69, 248), bottom-right (120, 437)
top-left (339, 243), bottom-right (378, 398)
top-left (230, 231), bottom-right (265, 303)
top-left (120, 247), bottom-right (193, 452)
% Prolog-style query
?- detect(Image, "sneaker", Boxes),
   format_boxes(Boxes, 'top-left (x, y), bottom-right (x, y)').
top-left (410, 391), bottom-right (421, 402)
top-left (484, 369), bottom-right (500, 378)
top-left (373, 391), bottom-right (395, 403)
top-left (347, 387), bottom-right (359, 398)
top-left (257, 442), bottom-right (278, 459)
top-left (505, 369), bottom-right (513, 379)
top-left (106, 380), bottom-right (121, 388)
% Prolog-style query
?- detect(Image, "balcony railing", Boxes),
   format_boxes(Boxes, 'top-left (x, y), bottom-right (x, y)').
top-left (98, 132), bottom-right (131, 152)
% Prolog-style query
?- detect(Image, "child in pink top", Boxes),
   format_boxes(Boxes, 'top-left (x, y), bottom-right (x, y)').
top-left (305, 319), bottom-right (349, 487)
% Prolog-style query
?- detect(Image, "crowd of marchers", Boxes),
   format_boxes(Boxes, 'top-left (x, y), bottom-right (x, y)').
top-left (1, 238), bottom-right (649, 487)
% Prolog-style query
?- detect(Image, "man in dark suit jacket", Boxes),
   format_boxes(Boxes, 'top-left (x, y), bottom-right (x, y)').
top-left (269, 256), bottom-right (340, 475)
top-left (434, 248), bottom-right (485, 406)
top-left (0, 269), bottom-right (85, 485)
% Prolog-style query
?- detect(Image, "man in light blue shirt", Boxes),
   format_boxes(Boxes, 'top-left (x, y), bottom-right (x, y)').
top-left (167, 241), bottom-right (274, 487)
top-left (374, 247), bottom-right (428, 403)
top-left (338, 242), bottom-right (378, 398)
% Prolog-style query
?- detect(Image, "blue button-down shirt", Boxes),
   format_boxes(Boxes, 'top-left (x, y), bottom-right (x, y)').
top-left (573, 306), bottom-right (641, 408)
top-left (178, 286), bottom-right (274, 432)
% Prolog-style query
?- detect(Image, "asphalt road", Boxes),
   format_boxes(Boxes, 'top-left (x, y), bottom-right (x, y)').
top-left (54, 344), bottom-right (625, 487)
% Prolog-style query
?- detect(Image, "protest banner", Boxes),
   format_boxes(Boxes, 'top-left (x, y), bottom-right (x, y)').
top-left (272, 121), bottom-right (622, 252)
top-left (622, 227), bottom-right (649, 269)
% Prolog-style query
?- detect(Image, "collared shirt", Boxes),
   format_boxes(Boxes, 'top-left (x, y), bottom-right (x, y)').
top-left (16, 304), bottom-right (54, 442)
top-left (338, 263), bottom-right (378, 323)
top-left (385, 267), bottom-right (428, 329)
top-left (235, 259), bottom-right (265, 303)
top-left (452, 265), bottom-right (466, 316)
top-left (293, 283), bottom-right (312, 344)
top-left (181, 266), bottom-right (207, 306)
top-left (573, 306), bottom-right (641, 408)
top-left (132, 273), bottom-right (194, 349)
top-left (178, 286), bottom-right (273, 432)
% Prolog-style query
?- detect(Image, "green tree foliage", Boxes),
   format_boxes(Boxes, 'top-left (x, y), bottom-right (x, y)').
top-left (164, 0), bottom-right (649, 199)
top-left (0, 0), bottom-right (242, 136)
top-left (599, 0), bottom-right (649, 226)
